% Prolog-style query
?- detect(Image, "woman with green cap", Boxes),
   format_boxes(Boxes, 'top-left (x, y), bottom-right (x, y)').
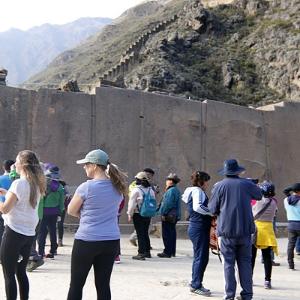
top-left (67, 149), bottom-right (127, 300)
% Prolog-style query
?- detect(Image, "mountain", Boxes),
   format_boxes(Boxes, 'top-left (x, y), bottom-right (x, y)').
top-left (25, 0), bottom-right (300, 106)
top-left (0, 17), bottom-right (112, 85)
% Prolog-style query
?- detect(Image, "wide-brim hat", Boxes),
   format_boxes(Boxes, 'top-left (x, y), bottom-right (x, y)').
top-left (76, 149), bottom-right (109, 166)
top-left (218, 159), bottom-right (245, 176)
top-left (135, 171), bottom-right (149, 181)
top-left (291, 182), bottom-right (300, 192)
top-left (166, 173), bottom-right (181, 184)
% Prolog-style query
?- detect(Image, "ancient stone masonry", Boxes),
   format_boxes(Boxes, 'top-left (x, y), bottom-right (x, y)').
top-left (0, 68), bottom-right (8, 86)
top-left (1, 84), bottom-right (300, 222)
top-left (99, 14), bottom-right (179, 85)
top-left (61, 80), bottom-right (80, 92)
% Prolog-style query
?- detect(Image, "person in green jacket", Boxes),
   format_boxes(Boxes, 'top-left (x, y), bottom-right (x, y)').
top-left (157, 173), bottom-right (181, 258)
top-left (38, 164), bottom-right (64, 258)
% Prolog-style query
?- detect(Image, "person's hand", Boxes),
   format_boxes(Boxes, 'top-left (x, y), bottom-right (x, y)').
top-left (0, 188), bottom-right (7, 196)
top-left (128, 215), bottom-right (132, 223)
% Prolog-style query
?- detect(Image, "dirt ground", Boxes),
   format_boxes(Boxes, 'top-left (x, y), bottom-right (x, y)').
top-left (0, 234), bottom-right (299, 300)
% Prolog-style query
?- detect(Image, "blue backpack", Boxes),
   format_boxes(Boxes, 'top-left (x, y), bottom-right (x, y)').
top-left (139, 187), bottom-right (157, 217)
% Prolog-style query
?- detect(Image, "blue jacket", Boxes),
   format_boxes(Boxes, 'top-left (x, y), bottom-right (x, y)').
top-left (284, 196), bottom-right (300, 230)
top-left (159, 185), bottom-right (181, 220)
top-left (0, 174), bottom-right (12, 202)
top-left (209, 176), bottom-right (262, 238)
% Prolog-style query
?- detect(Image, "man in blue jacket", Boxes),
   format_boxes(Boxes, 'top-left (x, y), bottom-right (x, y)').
top-left (209, 159), bottom-right (262, 300)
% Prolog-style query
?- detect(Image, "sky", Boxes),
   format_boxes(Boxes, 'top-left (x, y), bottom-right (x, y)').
top-left (0, 0), bottom-right (145, 32)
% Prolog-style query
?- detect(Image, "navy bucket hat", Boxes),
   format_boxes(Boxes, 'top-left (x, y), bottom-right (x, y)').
top-left (218, 159), bottom-right (245, 176)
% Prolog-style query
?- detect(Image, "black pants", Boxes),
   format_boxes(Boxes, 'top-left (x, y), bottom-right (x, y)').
top-left (0, 214), bottom-right (4, 247)
top-left (133, 213), bottom-right (151, 255)
top-left (0, 226), bottom-right (34, 300)
top-left (287, 229), bottom-right (300, 268)
top-left (162, 220), bottom-right (177, 256)
top-left (67, 239), bottom-right (119, 300)
top-left (251, 245), bottom-right (272, 281)
top-left (57, 210), bottom-right (66, 240)
top-left (38, 215), bottom-right (58, 256)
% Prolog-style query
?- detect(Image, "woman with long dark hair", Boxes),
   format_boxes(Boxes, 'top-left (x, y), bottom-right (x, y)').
top-left (67, 149), bottom-right (127, 300)
top-left (0, 150), bottom-right (46, 300)
top-left (182, 171), bottom-right (212, 297)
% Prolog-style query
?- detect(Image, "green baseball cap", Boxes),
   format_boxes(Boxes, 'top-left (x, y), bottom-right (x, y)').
top-left (76, 149), bottom-right (109, 166)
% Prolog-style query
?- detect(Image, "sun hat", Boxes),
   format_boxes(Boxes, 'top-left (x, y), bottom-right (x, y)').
top-left (291, 182), bottom-right (300, 192)
top-left (44, 163), bottom-right (61, 180)
top-left (135, 171), bottom-right (149, 181)
top-left (166, 173), bottom-right (181, 184)
top-left (76, 149), bottom-right (109, 166)
top-left (218, 159), bottom-right (245, 176)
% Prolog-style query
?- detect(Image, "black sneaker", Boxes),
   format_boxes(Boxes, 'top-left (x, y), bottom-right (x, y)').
top-left (144, 252), bottom-right (151, 258)
top-left (157, 252), bottom-right (171, 258)
top-left (132, 254), bottom-right (145, 261)
top-left (190, 286), bottom-right (211, 297)
top-left (45, 253), bottom-right (55, 259)
top-left (27, 259), bottom-right (44, 272)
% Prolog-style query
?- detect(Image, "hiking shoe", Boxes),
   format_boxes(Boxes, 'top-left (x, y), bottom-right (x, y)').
top-left (45, 253), bottom-right (55, 259)
top-left (115, 255), bottom-right (121, 264)
top-left (264, 281), bottom-right (272, 289)
top-left (132, 254), bottom-right (145, 261)
top-left (190, 286), bottom-right (211, 297)
top-left (129, 238), bottom-right (137, 247)
top-left (58, 239), bottom-right (63, 247)
top-left (27, 259), bottom-right (44, 272)
top-left (157, 252), bottom-right (171, 258)
top-left (272, 261), bottom-right (280, 266)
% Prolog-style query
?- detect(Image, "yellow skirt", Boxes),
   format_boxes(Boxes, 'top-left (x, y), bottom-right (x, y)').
top-left (255, 220), bottom-right (278, 255)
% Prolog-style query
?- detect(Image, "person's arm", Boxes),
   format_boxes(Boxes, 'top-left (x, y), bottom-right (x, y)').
top-left (250, 183), bottom-right (263, 201)
top-left (192, 188), bottom-right (212, 215)
top-left (208, 184), bottom-right (221, 216)
top-left (160, 189), bottom-right (176, 215)
top-left (0, 189), bottom-right (18, 214)
top-left (67, 193), bottom-right (83, 218)
top-left (127, 188), bottom-right (140, 221)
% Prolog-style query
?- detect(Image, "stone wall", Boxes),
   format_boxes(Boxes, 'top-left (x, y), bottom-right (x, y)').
top-left (0, 84), bottom-right (299, 223)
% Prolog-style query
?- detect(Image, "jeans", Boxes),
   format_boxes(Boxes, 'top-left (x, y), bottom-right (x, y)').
top-left (188, 221), bottom-right (210, 289)
top-left (38, 215), bottom-right (58, 256)
top-left (67, 239), bottom-right (119, 300)
top-left (0, 214), bottom-right (4, 247)
top-left (220, 236), bottom-right (253, 300)
top-left (0, 226), bottom-right (34, 300)
top-left (161, 220), bottom-right (177, 256)
top-left (133, 213), bottom-right (151, 255)
top-left (252, 246), bottom-right (272, 281)
top-left (296, 236), bottom-right (300, 253)
top-left (287, 229), bottom-right (300, 268)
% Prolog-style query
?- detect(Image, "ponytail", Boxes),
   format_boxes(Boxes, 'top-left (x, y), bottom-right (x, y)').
top-left (104, 163), bottom-right (128, 195)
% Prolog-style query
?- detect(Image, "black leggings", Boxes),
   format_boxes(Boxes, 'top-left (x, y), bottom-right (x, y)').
top-left (0, 226), bottom-right (34, 300)
top-left (251, 245), bottom-right (272, 281)
top-left (67, 239), bottom-right (119, 300)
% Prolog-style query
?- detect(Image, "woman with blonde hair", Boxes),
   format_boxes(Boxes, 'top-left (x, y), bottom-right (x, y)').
top-left (67, 149), bottom-right (127, 300)
top-left (0, 150), bottom-right (46, 300)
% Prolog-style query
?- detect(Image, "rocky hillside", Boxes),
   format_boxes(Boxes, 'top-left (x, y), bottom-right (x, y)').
top-left (26, 0), bottom-right (300, 106)
top-left (0, 17), bottom-right (111, 85)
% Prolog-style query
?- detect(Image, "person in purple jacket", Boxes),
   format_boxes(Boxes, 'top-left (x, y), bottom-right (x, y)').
top-left (209, 159), bottom-right (262, 300)
top-left (67, 149), bottom-right (127, 300)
